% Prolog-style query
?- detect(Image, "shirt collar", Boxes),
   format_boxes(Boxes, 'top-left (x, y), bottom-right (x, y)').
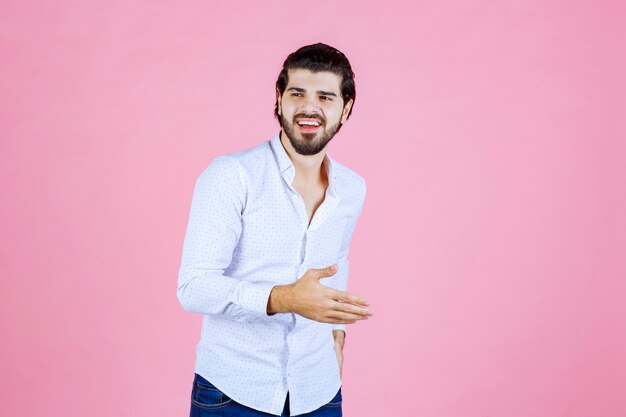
top-left (269, 132), bottom-right (338, 195)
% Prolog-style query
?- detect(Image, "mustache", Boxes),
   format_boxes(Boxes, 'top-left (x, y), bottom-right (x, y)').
top-left (294, 113), bottom-right (325, 124)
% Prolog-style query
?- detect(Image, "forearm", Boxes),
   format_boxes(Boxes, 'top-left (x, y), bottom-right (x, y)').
top-left (177, 269), bottom-right (275, 320)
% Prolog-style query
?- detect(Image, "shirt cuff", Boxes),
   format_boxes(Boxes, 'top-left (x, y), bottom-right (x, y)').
top-left (332, 324), bottom-right (346, 332)
top-left (239, 280), bottom-right (277, 316)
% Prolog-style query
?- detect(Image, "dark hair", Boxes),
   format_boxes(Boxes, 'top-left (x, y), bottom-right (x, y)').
top-left (274, 43), bottom-right (356, 125)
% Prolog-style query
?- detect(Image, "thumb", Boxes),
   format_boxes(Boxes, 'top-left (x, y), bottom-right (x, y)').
top-left (316, 263), bottom-right (338, 280)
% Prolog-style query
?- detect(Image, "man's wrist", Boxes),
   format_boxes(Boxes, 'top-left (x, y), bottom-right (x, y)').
top-left (267, 284), bottom-right (294, 315)
top-left (332, 329), bottom-right (345, 348)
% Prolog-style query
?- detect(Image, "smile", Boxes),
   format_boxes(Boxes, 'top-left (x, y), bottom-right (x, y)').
top-left (297, 120), bottom-right (321, 127)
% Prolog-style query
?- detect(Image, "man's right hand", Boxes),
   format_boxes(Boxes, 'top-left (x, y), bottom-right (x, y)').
top-left (266, 263), bottom-right (373, 324)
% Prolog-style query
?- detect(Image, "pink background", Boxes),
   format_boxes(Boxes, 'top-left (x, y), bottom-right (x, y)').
top-left (2, 1), bottom-right (625, 416)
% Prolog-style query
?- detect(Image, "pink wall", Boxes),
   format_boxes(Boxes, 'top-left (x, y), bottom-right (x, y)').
top-left (2, 1), bottom-right (625, 416)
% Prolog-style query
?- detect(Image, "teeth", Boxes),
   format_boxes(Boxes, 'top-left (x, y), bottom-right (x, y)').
top-left (298, 120), bottom-right (320, 126)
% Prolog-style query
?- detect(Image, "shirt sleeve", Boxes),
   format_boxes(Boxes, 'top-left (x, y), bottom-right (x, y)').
top-left (332, 180), bottom-right (367, 334)
top-left (177, 155), bottom-right (275, 322)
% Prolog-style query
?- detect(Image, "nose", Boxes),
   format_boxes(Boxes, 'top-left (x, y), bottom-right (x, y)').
top-left (300, 95), bottom-right (320, 113)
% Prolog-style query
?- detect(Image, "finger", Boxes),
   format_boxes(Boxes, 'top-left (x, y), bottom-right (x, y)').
top-left (327, 311), bottom-right (370, 322)
top-left (315, 263), bottom-right (337, 279)
top-left (334, 290), bottom-right (370, 306)
top-left (333, 300), bottom-right (373, 317)
top-left (324, 317), bottom-right (358, 324)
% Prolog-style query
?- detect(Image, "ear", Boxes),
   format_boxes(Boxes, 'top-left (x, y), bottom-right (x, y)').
top-left (276, 88), bottom-right (282, 116)
top-left (340, 99), bottom-right (353, 124)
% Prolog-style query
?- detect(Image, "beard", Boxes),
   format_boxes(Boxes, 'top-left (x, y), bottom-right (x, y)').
top-left (280, 112), bottom-right (343, 156)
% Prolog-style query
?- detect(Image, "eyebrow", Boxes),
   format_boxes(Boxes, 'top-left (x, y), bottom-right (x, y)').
top-left (286, 87), bottom-right (338, 97)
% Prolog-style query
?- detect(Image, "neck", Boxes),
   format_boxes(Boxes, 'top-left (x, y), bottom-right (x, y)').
top-left (279, 130), bottom-right (328, 187)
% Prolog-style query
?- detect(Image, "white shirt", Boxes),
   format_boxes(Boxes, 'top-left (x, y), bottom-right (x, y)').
top-left (177, 132), bottom-right (366, 416)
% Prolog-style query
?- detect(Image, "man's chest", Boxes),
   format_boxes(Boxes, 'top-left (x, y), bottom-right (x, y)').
top-left (294, 184), bottom-right (327, 227)
top-left (234, 180), bottom-right (352, 267)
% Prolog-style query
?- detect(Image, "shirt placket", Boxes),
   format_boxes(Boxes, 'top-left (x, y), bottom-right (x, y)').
top-left (279, 164), bottom-right (340, 389)
top-left (278, 167), bottom-right (303, 387)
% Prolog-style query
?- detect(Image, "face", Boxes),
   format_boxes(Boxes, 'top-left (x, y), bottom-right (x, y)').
top-left (276, 69), bottom-right (353, 156)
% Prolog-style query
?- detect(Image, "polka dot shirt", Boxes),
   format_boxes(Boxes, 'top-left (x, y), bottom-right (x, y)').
top-left (177, 132), bottom-right (366, 416)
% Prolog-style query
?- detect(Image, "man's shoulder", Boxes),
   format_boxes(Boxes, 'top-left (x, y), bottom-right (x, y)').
top-left (196, 139), bottom-right (272, 188)
top-left (202, 139), bottom-right (272, 178)
top-left (220, 139), bottom-right (272, 166)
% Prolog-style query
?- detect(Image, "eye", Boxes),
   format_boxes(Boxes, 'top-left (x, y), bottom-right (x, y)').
top-left (319, 95), bottom-right (333, 101)
top-left (291, 92), bottom-right (303, 97)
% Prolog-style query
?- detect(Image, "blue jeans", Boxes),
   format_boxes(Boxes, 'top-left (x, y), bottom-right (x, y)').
top-left (189, 373), bottom-right (342, 417)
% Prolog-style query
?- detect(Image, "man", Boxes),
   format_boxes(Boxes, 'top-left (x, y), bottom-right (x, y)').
top-left (177, 43), bottom-right (372, 417)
